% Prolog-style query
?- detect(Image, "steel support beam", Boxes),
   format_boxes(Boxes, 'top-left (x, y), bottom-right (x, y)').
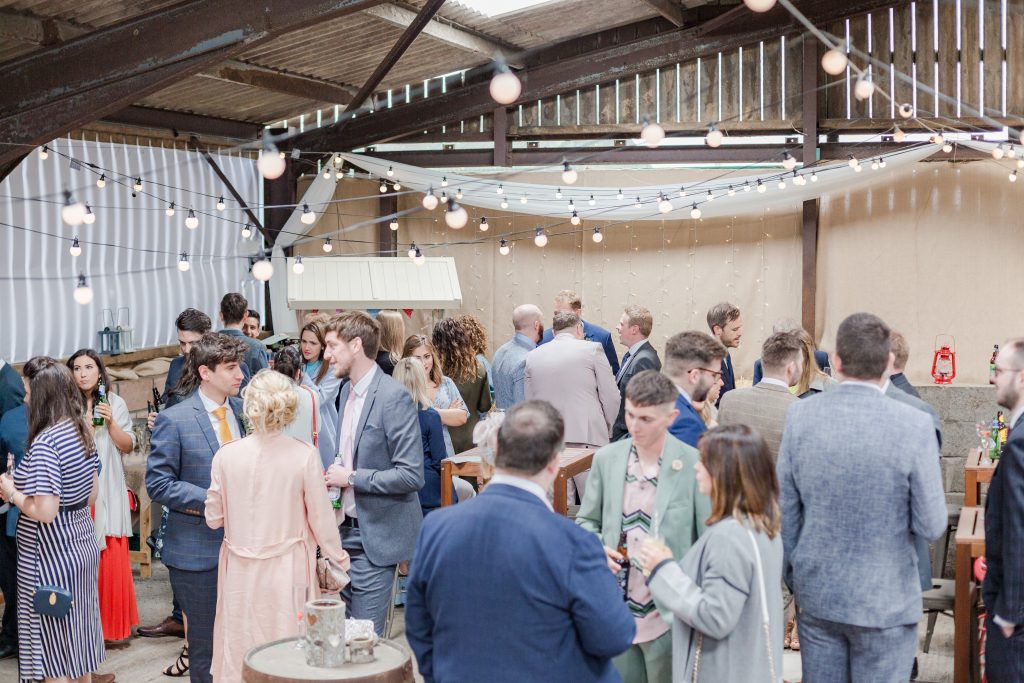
top-left (0, 0), bottom-right (384, 168)
top-left (801, 35), bottom-right (819, 336)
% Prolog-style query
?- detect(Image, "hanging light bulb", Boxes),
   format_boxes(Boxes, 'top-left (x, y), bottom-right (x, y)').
top-left (379, 182), bottom-right (388, 193)
top-left (69, 236), bottom-right (82, 257)
top-left (690, 204), bottom-right (701, 219)
top-left (853, 162), bottom-right (863, 172)
top-left (323, 168), bottom-right (332, 180)
top-left (942, 142), bottom-right (953, 153)
top-left (588, 194), bottom-right (596, 206)
top-left (241, 224), bottom-right (253, 239)
top-left (570, 211), bottom-right (581, 226)
top-left (166, 202), bottom-right (176, 217)
top-left (96, 174), bottom-right (106, 188)
top-left (216, 196), bottom-right (226, 211)
top-left (82, 205), bottom-right (95, 224)
top-left (705, 123), bottom-right (723, 148)
top-left (743, 0), bottom-right (778, 11)
top-left (389, 217), bottom-right (399, 231)
top-left (251, 255), bottom-right (274, 281)
top-left (301, 203), bottom-right (316, 225)
top-left (782, 152), bottom-right (797, 170)
top-left (1017, 159), bottom-right (1023, 169)
top-left (500, 198), bottom-right (509, 209)
top-left (893, 126), bottom-right (906, 143)
top-left (1008, 146), bottom-right (1017, 159)
top-left (257, 140), bottom-right (286, 180)
top-left (455, 188), bottom-right (463, 200)
top-left (561, 162), bottom-right (578, 185)
top-left (1010, 170), bottom-right (1019, 183)
top-left (386, 166), bottom-right (395, 177)
top-left (640, 117), bottom-right (665, 148)
top-left (871, 159), bottom-right (880, 170)
top-left (993, 145), bottom-right (1006, 160)
top-left (705, 190), bottom-right (714, 202)
top-left (499, 239), bottom-right (510, 255)
top-left (794, 171), bottom-right (806, 186)
top-left (414, 248), bottom-right (425, 265)
top-left (520, 195), bottom-right (528, 204)
top-left (634, 196), bottom-right (642, 209)
top-left (534, 227), bottom-right (548, 247)
top-left (933, 131), bottom-right (945, 145)
top-left (489, 61), bottom-right (522, 105)
top-left (408, 243), bottom-right (417, 259)
top-left (567, 199), bottom-right (576, 212)
top-left (38, 145), bottom-right (49, 160)
top-left (441, 176), bottom-right (449, 187)
top-left (73, 273), bottom-right (93, 305)
top-left (810, 172), bottom-right (818, 182)
top-left (185, 209), bottom-right (199, 230)
top-left (678, 186), bottom-right (687, 198)
top-left (898, 102), bottom-right (915, 119)
top-left (444, 199), bottom-right (468, 229)
top-left (555, 188), bottom-right (563, 199)
top-left (727, 185), bottom-right (736, 196)
top-left (757, 179), bottom-right (766, 193)
top-left (821, 48), bottom-right (848, 76)
top-left (293, 255), bottom-right (305, 274)
top-left (133, 177), bottom-right (143, 192)
top-left (335, 169), bottom-right (344, 180)
top-left (777, 178), bottom-right (787, 189)
top-left (422, 188), bottom-right (439, 210)
top-left (479, 217), bottom-right (489, 231)
top-left (854, 76), bottom-right (875, 100)
top-left (440, 191), bottom-right (448, 202)
top-left (744, 182), bottom-right (752, 192)
top-left (394, 180), bottom-right (402, 190)
top-left (617, 189), bottom-right (624, 200)
top-left (657, 194), bottom-right (673, 214)
top-left (177, 252), bottom-right (191, 272)
top-left (322, 238), bottom-right (333, 253)
top-left (592, 227), bottom-right (603, 243)
top-left (880, 158), bottom-right (888, 168)
top-left (848, 155), bottom-right (859, 168)
top-left (61, 191), bottom-right (86, 227)
top-left (496, 184), bottom-right (504, 195)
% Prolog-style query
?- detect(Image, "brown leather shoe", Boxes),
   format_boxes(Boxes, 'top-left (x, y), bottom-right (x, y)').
top-left (136, 616), bottom-right (185, 638)
top-left (93, 673), bottom-right (116, 683)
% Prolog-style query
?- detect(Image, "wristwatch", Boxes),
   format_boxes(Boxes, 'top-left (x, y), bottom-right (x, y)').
top-left (347, 471), bottom-right (356, 487)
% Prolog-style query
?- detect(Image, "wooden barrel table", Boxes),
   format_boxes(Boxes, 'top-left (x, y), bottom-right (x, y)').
top-left (242, 638), bottom-right (414, 683)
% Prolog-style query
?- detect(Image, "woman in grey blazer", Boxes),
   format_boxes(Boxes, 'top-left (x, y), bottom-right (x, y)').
top-left (639, 425), bottom-right (784, 683)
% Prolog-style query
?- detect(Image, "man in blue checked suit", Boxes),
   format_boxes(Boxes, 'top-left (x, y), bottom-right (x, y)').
top-left (540, 289), bottom-right (619, 375)
top-left (662, 331), bottom-right (726, 448)
top-left (146, 333), bottom-right (248, 683)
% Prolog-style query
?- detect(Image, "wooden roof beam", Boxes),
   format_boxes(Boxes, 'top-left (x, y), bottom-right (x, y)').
top-left (640, 0), bottom-right (685, 27)
top-left (199, 60), bottom-right (358, 105)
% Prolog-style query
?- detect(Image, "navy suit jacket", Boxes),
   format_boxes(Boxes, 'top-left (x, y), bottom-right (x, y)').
top-left (406, 483), bottom-right (635, 683)
top-left (145, 391), bottom-right (244, 572)
top-left (162, 356), bottom-right (186, 407)
top-left (0, 362), bottom-right (25, 420)
top-left (717, 353), bottom-right (736, 407)
top-left (985, 415), bottom-right (1024, 625)
top-left (417, 407), bottom-right (453, 512)
top-left (668, 392), bottom-right (706, 448)
top-left (541, 320), bottom-right (619, 375)
top-left (0, 403), bottom-right (27, 536)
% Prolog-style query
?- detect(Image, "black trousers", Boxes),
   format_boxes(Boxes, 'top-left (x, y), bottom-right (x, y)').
top-left (0, 512), bottom-right (16, 647)
top-left (987, 615), bottom-right (1024, 682)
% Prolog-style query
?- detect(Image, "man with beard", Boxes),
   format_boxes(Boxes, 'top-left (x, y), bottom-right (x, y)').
top-left (322, 311), bottom-right (424, 636)
top-left (662, 331), bottom-right (726, 448)
top-left (706, 302), bottom-right (743, 406)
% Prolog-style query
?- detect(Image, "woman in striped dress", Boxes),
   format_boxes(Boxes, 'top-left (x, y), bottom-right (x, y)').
top-left (0, 357), bottom-right (105, 683)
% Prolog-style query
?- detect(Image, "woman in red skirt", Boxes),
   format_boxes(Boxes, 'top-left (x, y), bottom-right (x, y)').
top-left (69, 350), bottom-right (140, 646)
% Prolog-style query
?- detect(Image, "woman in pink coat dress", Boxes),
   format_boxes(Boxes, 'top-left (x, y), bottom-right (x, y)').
top-left (206, 370), bottom-right (350, 682)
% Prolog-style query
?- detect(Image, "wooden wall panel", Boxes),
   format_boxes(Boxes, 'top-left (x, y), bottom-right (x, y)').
top-left (914, 2), bottom-right (936, 117)
top-left (785, 34), bottom-right (804, 121)
top-left (1009, 3), bottom-right (1024, 114)
top-left (848, 15), bottom-right (871, 119)
top-left (638, 71), bottom-right (658, 123)
top-left (983, 0), bottom-right (1003, 116)
top-left (740, 44), bottom-right (760, 121)
top-left (962, 1), bottom-right (980, 116)
top-left (659, 66), bottom-right (678, 123)
top-left (699, 54), bottom-right (719, 123)
top-left (937, 1), bottom-right (960, 118)
top-left (579, 86), bottom-right (597, 126)
top-left (763, 39), bottom-right (783, 120)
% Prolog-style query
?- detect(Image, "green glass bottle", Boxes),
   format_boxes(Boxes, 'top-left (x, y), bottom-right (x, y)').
top-left (92, 383), bottom-right (107, 427)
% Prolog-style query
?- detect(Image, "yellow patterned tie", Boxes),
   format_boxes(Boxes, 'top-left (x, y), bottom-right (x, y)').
top-left (212, 406), bottom-right (233, 445)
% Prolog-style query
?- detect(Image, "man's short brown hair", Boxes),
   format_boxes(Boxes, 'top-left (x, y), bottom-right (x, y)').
top-left (707, 302), bottom-right (741, 332)
top-left (663, 331), bottom-right (727, 378)
top-left (176, 307), bottom-right (212, 334)
top-left (325, 311), bottom-right (380, 359)
top-left (889, 331), bottom-right (910, 371)
top-left (554, 289), bottom-right (582, 311)
top-left (552, 310), bottom-right (580, 334)
top-left (625, 370), bottom-right (677, 408)
top-left (836, 312), bottom-right (891, 380)
top-left (623, 304), bottom-right (653, 337)
top-left (761, 332), bottom-right (803, 372)
top-left (220, 293), bottom-right (249, 326)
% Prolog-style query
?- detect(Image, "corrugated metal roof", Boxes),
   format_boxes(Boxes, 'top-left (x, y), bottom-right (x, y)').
top-left (287, 256), bottom-right (463, 309)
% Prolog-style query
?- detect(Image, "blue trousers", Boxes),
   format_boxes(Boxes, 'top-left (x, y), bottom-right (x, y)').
top-left (987, 615), bottom-right (1024, 682)
top-left (340, 526), bottom-right (396, 637)
top-left (797, 610), bottom-right (917, 683)
top-left (169, 567), bottom-right (218, 683)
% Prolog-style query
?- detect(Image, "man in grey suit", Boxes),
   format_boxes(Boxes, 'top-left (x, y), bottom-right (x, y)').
top-left (718, 331), bottom-right (802, 461)
top-left (778, 312), bottom-right (947, 683)
top-left (491, 304), bottom-right (543, 409)
top-left (323, 311), bottom-right (424, 636)
top-left (610, 304), bottom-right (662, 441)
top-left (146, 333), bottom-right (248, 683)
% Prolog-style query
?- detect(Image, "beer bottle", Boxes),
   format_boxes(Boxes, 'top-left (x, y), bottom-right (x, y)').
top-left (991, 417), bottom-right (1003, 461)
top-left (616, 530), bottom-right (630, 599)
top-left (328, 455), bottom-right (343, 509)
top-left (990, 345), bottom-right (1000, 384)
top-left (92, 383), bottom-right (107, 427)
top-left (999, 411), bottom-right (1009, 453)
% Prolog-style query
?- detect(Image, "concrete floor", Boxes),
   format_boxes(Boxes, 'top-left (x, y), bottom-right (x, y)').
top-left (1, 566), bottom-right (957, 682)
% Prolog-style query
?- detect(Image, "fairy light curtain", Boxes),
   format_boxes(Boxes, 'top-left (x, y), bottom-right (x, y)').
top-left (0, 137), bottom-right (262, 363)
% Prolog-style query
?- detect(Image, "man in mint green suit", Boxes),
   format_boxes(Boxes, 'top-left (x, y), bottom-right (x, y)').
top-left (577, 370), bottom-right (711, 683)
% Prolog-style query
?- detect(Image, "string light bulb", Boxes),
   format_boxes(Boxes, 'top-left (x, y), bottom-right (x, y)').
top-left (898, 102), bottom-right (915, 118)
top-left (932, 132), bottom-right (945, 145)
top-left (690, 204), bottom-right (701, 219)
top-left (73, 273), bottom-right (93, 305)
top-left (657, 194), bottom-right (673, 214)
top-left (257, 141), bottom-right (286, 180)
top-left (251, 255), bottom-right (274, 282)
top-left (1017, 159), bottom-right (1024, 169)
top-left (942, 142), bottom-right (953, 153)
top-left (69, 237), bottom-right (82, 257)
top-left (555, 188), bottom-right (563, 199)
top-left (216, 196), bottom-right (226, 211)
top-left (455, 188), bottom-right (463, 200)
top-left (821, 48), bottom-right (848, 76)
top-left (570, 211), bottom-right (581, 225)
top-left (408, 243), bottom-right (417, 259)
top-left (133, 177), bottom-right (143, 192)
top-left (782, 152), bottom-right (797, 170)
top-left (567, 199), bottom-right (576, 211)
top-left (499, 239), bottom-right (510, 255)
top-left (743, 0), bottom-right (777, 11)
top-left (414, 248), bottom-right (425, 266)
top-left (323, 169), bottom-right (332, 179)
top-left (292, 255), bottom-right (305, 274)
top-left (794, 172), bottom-right (806, 186)
top-left (727, 185), bottom-right (736, 196)
top-left (880, 158), bottom-right (887, 168)
top-left (185, 209), bottom-right (199, 230)
top-left (386, 166), bottom-right (394, 177)
top-left (810, 172), bottom-right (818, 182)
top-left (592, 227), bottom-right (603, 243)
top-left (893, 126), bottom-right (905, 143)
top-left (1010, 170), bottom-right (1018, 183)
top-left (489, 60), bottom-right (522, 105)
top-left (848, 155), bottom-right (859, 168)
top-left (993, 145), bottom-right (1006, 160)
top-left (744, 182), bottom-right (752, 192)
top-left (534, 227), bottom-right (548, 247)
top-left (241, 224), bottom-right (253, 239)
top-left (854, 76), bottom-right (875, 100)
top-left (61, 191), bottom-right (86, 227)
top-left (177, 252), bottom-right (190, 272)
top-left (705, 190), bottom-right (714, 202)
top-left (301, 203), bottom-right (316, 225)
top-left (634, 197), bottom-right (642, 209)
top-left (617, 189), bottom-right (624, 200)
top-left (588, 194), bottom-right (596, 205)
top-left (166, 202), bottom-right (176, 217)
top-left (83, 205), bottom-right (95, 224)
top-left (38, 145), bottom-right (49, 160)
top-left (322, 238), bottom-right (333, 253)
top-left (394, 180), bottom-right (402, 190)
top-left (520, 195), bottom-right (528, 204)
top-left (379, 182), bottom-right (388, 193)
top-left (777, 178), bottom-right (786, 189)
top-left (96, 174), bottom-right (106, 188)
top-left (640, 117), bottom-right (665, 148)
top-left (444, 199), bottom-right (468, 229)
top-left (389, 218), bottom-right (399, 231)
top-left (871, 159), bottom-right (880, 170)
top-left (496, 184), bottom-right (504, 195)
top-left (441, 176), bottom-right (449, 187)
top-left (757, 179), bottom-right (766, 193)
top-left (1008, 146), bottom-right (1017, 159)
top-left (422, 188), bottom-right (439, 210)
top-left (479, 217), bottom-right (489, 231)
top-left (561, 162), bottom-right (578, 185)
top-left (500, 198), bottom-right (509, 209)
top-left (705, 123), bottom-right (723, 148)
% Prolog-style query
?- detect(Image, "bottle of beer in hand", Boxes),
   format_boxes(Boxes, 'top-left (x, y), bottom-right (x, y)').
top-left (616, 530), bottom-right (630, 599)
top-left (92, 383), bottom-right (107, 427)
top-left (990, 345), bottom-right (1000, 385)
top-left (328, 455), bottom-right (343, 509)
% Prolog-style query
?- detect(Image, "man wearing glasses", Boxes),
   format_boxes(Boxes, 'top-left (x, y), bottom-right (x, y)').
top-left (662, 331), bottom-right (726, 447)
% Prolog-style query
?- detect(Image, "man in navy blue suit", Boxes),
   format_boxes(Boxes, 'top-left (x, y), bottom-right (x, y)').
top-left (706, 302), bottom-right (742, 406)
top-left (663, 331), bottom-right (726, 448)
top-left (540, 289), bottom-right (619, 375)
top-left (406, 400), bottom-right (635, 682)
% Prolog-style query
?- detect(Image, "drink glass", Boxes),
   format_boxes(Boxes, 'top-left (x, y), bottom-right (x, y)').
top-left (294, 585), bottom-right (309, 649)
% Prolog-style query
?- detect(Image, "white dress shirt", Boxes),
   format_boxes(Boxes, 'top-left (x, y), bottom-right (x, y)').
top-left (673, 383), bottom-right (694, 405)
top-left (338, 364), bottom-right (378, 517)
top-left (198, 387), bottom-right (240, 444)
top-left (489, 473), bottom-right (553, 512)
top-left (759, 377), bottom-right (790, 390)
top-left (842, 379), bottom-right (886, 394)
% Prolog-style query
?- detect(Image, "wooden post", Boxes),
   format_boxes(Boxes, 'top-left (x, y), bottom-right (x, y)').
top-left (493, 107), bottom-right (509, 167)
top-left (801, 35), bottom-right (819, 336)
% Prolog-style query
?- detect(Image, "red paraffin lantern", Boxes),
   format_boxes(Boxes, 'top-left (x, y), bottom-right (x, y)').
top-left (931, 335), bottom-right (957, 384)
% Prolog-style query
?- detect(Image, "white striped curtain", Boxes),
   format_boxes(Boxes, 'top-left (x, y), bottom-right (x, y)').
top-left (0, 136), bottom-right (263, 363)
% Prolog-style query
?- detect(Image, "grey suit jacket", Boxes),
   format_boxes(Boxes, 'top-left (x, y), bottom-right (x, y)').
top-left (146, 391), bottom-right (244, 572)
top-left (611, 341), bottom-right (662, 441)
top-left (524, 334), bottom-right (620, 446)
top-left (338, 368), bottom-right (424, 567)
top-left (777, 382), bottom-right (947, 628)
top-left (491, 333), bottom-right (535, 410)
top-left (717, 381), bottom-right (798, 461)
top-left (885, 380), bottom-right (942, 444)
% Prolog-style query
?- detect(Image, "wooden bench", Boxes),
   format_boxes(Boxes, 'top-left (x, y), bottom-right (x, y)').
top-left (954, 506), bottom-right (985, 683)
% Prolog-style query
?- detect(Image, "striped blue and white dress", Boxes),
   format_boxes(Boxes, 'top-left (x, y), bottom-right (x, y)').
top-left (15, 419), bottom-right (104, 682)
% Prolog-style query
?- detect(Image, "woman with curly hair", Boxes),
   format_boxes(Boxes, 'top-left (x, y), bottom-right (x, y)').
top-left (456, 314), bottom-right (494, 401)
top-left (431, 318), bottom-right (492, 454)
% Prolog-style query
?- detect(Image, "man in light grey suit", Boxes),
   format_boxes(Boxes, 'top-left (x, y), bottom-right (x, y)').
top-left (778, 313), bottom-right (947, 683)
top-left (323, 311), bottom-right (424, 636)
top-left (718, 331), bottom-right (803, 461)
top-left (491, 304), bottom-right (544, 409)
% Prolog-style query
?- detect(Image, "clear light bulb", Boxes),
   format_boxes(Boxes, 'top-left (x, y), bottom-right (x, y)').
top-left (323, 238), bottom-right (333, 253)
top-left (854, 76), bottom-right (875, 100)
top-left (216, 197), bottom-right (225, 211)
top-left (301, 203), bottom-right (316, 225)
top-left (588, 195), bottom-right (596, 205)
top-left (871, 159), bottom-right (880, 170)
top-left (414, 249), bottom-right (425, 265)
top-left (1010, 171), bottom-right (1019, 183)
top-left (727, 186), bottom-right (735, 196)
top-left (743, 0), bottom-right (778, 11)
top-left (534, 228), bottom-right (548, 247)
top-left (441, 176), bottom-right (449, 187)
top-left (555, 188), bottom-right (563, 199)
top-left (640, 119), bottom-right (665, 148)
top-left (634, 197), bottom-right (642, 208)
top-left (178, 253), bottom-right (190, 272)
top-left (782, 152), bottom-right (797, 170)
top-left (570, 211), bottom-right (581, 225)
top-left (561, 163), bottom-right (578, 185)
top-left (520, 195), bottom-right (528, 204)
top-left (744, 183), bottom-right (752, 192)
top-left (705, 125), bottom-right (723, 148)
top-left (777, 179), bottom-right (786, 189)
top-left (1009, 147), bottom-right (1017, 159)
top-left (942, 143), bottom-right (953, 153)
top-left (96, 174), bottom-right (106, 188)
top-left (257, 143), bottom-right (286, 180)
top-left (993, 145), bottom-right (1005, 160)
top-left (658, 196), bottom-right (672, 214)
top-left (62, 191), bottom-right (86, 227)
top-left (422, 190), bottom-right (439, 211)
top-left (810, 172), bottom-right (818, 182)
top-left (251, 257), bottom-right (274, 281)
top-left (479, 217), bottom-right (489, 232)
top-left (394, 180), bottom-right (402, 190)
top-left (821, 48), bottom-right (848, 76)
top-left (456, 188), bottom-right (463, 200)
top-left (73, 274), bottom-right (93, 305)
top-left (241, 224), bottom-right (253, 239)
top-left (166, 203), bottom-right (176, 217)
top-left (499, 239), bottom-right (510, 255)
top-left (489, 67), bottom-right (522, 105)
top-left (757, 180), bottom-right (766, 193)
top-left (185, 209), bottom-right (199, 230)
top-left (848, 155), bottom-right (859, 168)
top-left (408, 244), bottom-right (417, 259)
top-left (293, 256), bottom-right (305, 274)
top-left (69, 237), bottom-right (82, 257)
top-left (323, 169), bottom-right (332, 179)
top-left (592, 228), bottom-right (603, 243)
top-left (38, 146), bottom-right (49, 160)
top-left (379, 182), bottom-right (388, 193)
top-left (386, 166), bottom-right (394, 177)
top-left (133, 177), bottom-right (143, 192)
top-left (82, 205), bottom-right (95, 224)
top-left (690, 204), bottom-right (701, 219)
top-left (390, 218), bottom-right (399, 231)
top-left (617, 190), bottom-right (624, 200)
top-left (496, 184), bottom-right (504, 195)
top-left (444, 200), bottom-right (468, 229)
top-left (500, 198), bottom-right (509, 209)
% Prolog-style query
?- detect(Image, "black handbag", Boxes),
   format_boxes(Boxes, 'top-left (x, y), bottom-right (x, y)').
top-left (33, 586), bottom-right (73, 618)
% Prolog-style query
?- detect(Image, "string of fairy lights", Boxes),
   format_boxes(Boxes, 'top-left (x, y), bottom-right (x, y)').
top-left (5, 0), bottom-right (1024, 304)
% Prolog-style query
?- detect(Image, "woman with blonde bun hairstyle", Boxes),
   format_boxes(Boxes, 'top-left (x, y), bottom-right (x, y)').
top-left (205, 369), bottom-right (350, 682)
